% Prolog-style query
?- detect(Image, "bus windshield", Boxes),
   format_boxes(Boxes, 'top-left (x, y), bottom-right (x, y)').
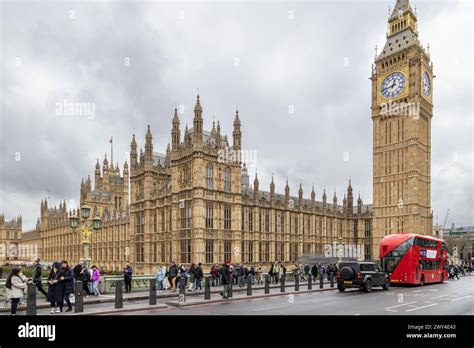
top-left (381, 237), bottom-right (414, 273)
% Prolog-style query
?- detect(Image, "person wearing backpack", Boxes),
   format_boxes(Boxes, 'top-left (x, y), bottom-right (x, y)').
top-left (5, 266), bottom-right (31, 315)
top-left (79, 265), bottom-right (92, 296)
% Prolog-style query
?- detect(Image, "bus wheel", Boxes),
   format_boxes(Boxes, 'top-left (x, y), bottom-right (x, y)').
top-left (420, 275), bottom-right (425, 286)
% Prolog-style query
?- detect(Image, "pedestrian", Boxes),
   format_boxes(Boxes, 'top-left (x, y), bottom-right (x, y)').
top-left (210, 264), bottom-right (218, 286)
top-left (32, 258), bottom-right (48, 298)
top-left (5, 266), bottom-right (31, 315)
top-left (268, 263), bottom-right (274, 284)
top-left (256, 264), bottom-right (263, 285)
top-left (232, 263), bottom-right (238, 285)
top-left (47, 262), bottom-right (64, 313)
top-left (311, 263), bottom-right (318, 281)
top-left (237, 263), bottom-right (244, 288)
top-left (220, 260), bottom-right (231, 299)
top-left (304, 264), bottom-right (310, 281)
top-left (58, 260), bottom-right (74, 312)
top-left (188, 263), bottom-right (196, 291)
top-left (78, 264), bottom-right (92, 296)
top-left (280, 263), bottom-right (286, 283)
top-left (123, 263), bottom-right (133, 293)
top-left (274, 262), bottom-right (281, 284)
top-left (155, 266), bottom-right (165, 292)
top-left (168, 261), bottom-right (178, 291)
top-left (195, 263), bottom-right (203, 291)
top-left (91, 265), bottom-right (101, 296)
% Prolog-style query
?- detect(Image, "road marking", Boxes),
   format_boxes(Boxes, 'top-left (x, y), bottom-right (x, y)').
top-left (252, 304), bottom-right (289, 312)
top-left (405, 302), bottom-right (439, 312)
top-left (451, 295), bottom-right (472, 302)
top-left (385, 301), bottom-right (418, 312)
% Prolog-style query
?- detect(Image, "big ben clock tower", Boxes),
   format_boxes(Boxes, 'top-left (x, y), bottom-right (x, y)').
top-left (372, 0), bottom-right (433, 257)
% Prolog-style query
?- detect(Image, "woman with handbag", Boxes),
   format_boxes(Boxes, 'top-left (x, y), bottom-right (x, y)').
top-left (5, 266), bottom-right (31, 315)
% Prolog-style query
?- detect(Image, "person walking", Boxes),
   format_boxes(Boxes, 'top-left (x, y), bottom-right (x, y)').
top-left (58, 260), bottom-right (74, 312)
top-left (47, 262), bottom-right (64, 313)
top-left (304, 264), bottom-right (310, 281)
top-left (195, 263), bottom-right (203, 291)
top-left (188, 263), bottom-right (196, 291)
top-left (256, 264), bottom-right (263, 285)
top-left (268, 263), bottom-right (274, 284)
top-left (123, 263), bottom-right (133, 293)
top-left (168, 261), bottom-right (178, 291)
top-left (90, 265), bottom-right (101, 296)
top-left (210, 265), bottom-right (218, 286)
top-left (237, 264), bottom-right (244, 288)
top-left (220, 260), bottom-right (231, 299)
top-left (5, 267), bottom-right (31, 315)
top-left (274, 262), bottom-right (281, 284)
top-left (78, 265), bottom-right (92, 296)
top-left (33, 258), bottom-right (47, 298)
top-left (311, 264), bottom-right (318, 282)
top-left (156, 266), bottom-right (165, 292)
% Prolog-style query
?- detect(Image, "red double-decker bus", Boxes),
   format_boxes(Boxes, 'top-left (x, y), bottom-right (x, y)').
top-left (380, 233), bottom-right (449, 285)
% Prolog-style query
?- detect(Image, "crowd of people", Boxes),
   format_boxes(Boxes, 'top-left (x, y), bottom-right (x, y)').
top-left (4, 258), bottom-right (472, 314)
top-left (3, 258), bottom-right (134, 315)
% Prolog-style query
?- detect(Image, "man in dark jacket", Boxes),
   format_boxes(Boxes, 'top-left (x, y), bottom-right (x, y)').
top-left (123, 263), bottom-right (133, 293)
top-left (311, 264), bottom-right (318, 281)
top-left (195, 263), bottom-right (203, 290)
top-left (220, 261), bottom-right (231, 299)
top-left (169, 261), bottom-right (178, 291)
top-left (58, 260), bottom-right (74, 312)
top-left (33, 258), bottom-right (48, 298)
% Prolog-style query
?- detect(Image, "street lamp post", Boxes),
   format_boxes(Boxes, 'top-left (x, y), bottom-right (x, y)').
top-left (69, 205), bottom-right (102, 269)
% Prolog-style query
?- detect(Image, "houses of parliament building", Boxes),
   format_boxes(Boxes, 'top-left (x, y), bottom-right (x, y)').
top-left (1, 0), bottom-right (433, 274)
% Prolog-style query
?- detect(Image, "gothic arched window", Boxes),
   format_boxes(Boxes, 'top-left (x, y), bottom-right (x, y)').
top-left (224, 168), bottom-right (231, 192)
top-left (205, 163), bottom-right (214, 189)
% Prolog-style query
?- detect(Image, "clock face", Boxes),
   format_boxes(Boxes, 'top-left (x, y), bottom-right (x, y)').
top-left (422, 71), bottom-right (431, 96)
top-left (381, 72), bottom-right (406, 98)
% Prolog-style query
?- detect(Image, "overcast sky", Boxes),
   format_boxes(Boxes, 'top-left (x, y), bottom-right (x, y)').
top-left (0, 0), bottom-right (472, 231)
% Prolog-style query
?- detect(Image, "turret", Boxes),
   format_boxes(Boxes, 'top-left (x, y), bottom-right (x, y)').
top-left (130, 134), bottom-right (138, 168)
top-left (357, 193), bottom-right (363, 214)
top-left (333, 190), bottom-right (337, 212)
top-left (145, 125), bottom-right (153, 166)
top-left (193, 95), bottom-right (203, 144)
top-left (172, 108), bottom-right (180, 150)
top-left (216, 121), bottom-right (221, 148)
top-left (270, 175), bottom-right (275, 201)
top-left (253, 173), bottom-right (259, 200)
top-left (95, 159), bottom-right (101, 188)
top-left (233, 109), bottom-right (242, 151)
top-left (311, 186), bottom-right (316, 207)
top-left (298, 183), bottom-right (303, 206)
top-left (285, 179), bottom-right (290, 203)
top-left (347, 180), bottom-right (353, 214)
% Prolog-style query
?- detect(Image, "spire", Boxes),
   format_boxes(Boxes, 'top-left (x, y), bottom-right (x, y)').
top-left (311, 185), bottom-right (315, 203)
top-left (233, 109), bottom-right (242, 151)
top-left (333, 190), bottom-right (337, 210)
top-left (322, 188), bottom-right (327, 208)
top-left (285, 179), bottom-right (290, 202)
top-left (145, 125), bottom-right (153, 162)
top-left (172, 108), bottom-right (181, 150)
top-left (298, 182), bottom-right (303, 203)
top-left (216, 121), bottom-right (221, 147)
top-left (269, 174), bottom-right (275, 202)
top-left (130, 133), bottom-right (137, 166)
top-left (123, 160), bottom-right (129, 176)
top-left (103, 154), bottom-right (109, 170)
top-left (253, 172), bottom-right (259, 199)
top-left (193, 94), bottom-right (203, 143)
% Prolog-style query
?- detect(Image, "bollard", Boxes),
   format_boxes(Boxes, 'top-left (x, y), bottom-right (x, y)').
top-left (295, 275), bottom-right (299, 291)
top-left (178, 277), bottom-right (186, 303)
top-left (74, 281), bottom-right (84, 313)
top-left (247, 276), bottom-right (252, 296)
top-left (26, 283), bottom-right (37, 316)
top-left (149, 279), bottom-right (157, 305)
top-left (330, 273), bottom-right (334, 288)
top-left (320, 274), bottom-right (324, 289)
top-left (264, 274), bottom-right (270, 294)
top-left (228, 281), bottom-right (233, 298)
top-left (308, 276), bottom-right (312, 290)
top-left (0, 267), bottom-right (3, 279)
top-left (204, 276), bottom-right (211, 300)
top-left (115, 279), bottom-right (123, 309)
top-left (280, 277), bottom-right (285, 292)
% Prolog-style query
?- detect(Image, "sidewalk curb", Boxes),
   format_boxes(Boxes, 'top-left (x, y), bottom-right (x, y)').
top-left (165, 287), bottom-right (337, 307)
top-left (1, 281), bottom-right (330, 313)
top-left (64, 303), bottom-right (168, 315)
